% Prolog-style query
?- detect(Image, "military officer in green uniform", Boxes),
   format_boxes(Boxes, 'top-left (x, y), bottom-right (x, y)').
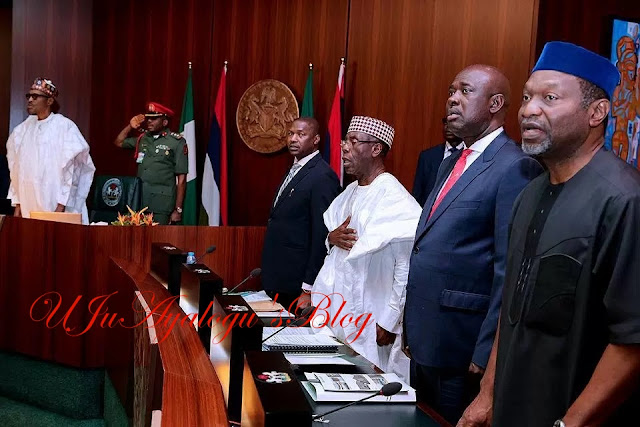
top-left (113, 102), bottom-right (188, 224)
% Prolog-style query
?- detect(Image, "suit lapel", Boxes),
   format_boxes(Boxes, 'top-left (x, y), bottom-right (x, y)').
top-left (415, 151), bottom-right (458, 234)
top-left (415, 131), bottom-right (509, 242)
top-left (272, 153), bottom-right (320, 213)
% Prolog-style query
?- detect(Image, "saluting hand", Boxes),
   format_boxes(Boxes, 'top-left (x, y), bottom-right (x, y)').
top-left (328, 216), bottom-right (358, 251)
top-left (129, 114), bottom-right (146, 129)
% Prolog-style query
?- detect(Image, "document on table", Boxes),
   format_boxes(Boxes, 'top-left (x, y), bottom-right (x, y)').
top-left (240, 290), bottom-right (272, 302)
top-left (262, 334), bottom-right (342, 352)
top-left (262, 327), bottom-right (314, 338)
top-left (256, 310), bottom-right (295, 318)
top-left (284, 354), bottom-right (354, 366)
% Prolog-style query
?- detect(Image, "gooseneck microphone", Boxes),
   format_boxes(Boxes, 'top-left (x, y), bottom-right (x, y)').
top-left (261, 306), bottom-right (316, 343)
top-left (223, 268), bottom-right (261, 294)
top-left (194, 245), bottom-right (216, 265)
top-left (311, 382), bottom-right (403, 421)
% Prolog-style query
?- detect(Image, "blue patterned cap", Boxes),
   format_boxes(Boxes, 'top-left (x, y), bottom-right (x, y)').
top-left (532, 41), bottom-right (620, 98)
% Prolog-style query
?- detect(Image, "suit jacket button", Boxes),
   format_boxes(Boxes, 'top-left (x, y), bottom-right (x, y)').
top-left (413, 247), bottom-right (419, 254)
top-left (267, 218), bottom-right (272, 224)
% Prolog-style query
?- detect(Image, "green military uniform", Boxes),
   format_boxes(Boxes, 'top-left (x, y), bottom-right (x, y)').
top-left (122, 128), bottom-right (188, 224)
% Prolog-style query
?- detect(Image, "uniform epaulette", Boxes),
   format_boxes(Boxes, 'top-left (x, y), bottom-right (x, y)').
top-left (170, 132), bottom-right (184, 140)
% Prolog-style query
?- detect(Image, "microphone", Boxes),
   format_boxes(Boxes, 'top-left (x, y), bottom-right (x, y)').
top-left (312, 382), bottom-right (403, 421)
top-left (261, 306), bottom-right (316, 343)
top-left (223, 268), bottom-right (261, 294)
top-left (193, 245), bottom-right (216, 265)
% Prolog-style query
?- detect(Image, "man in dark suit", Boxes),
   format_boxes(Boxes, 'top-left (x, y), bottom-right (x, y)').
top-left (412, 118), bottom-right (464, 206)
top-left (261, 117), bottom-right (341, 312)
top-left (403, 65), bottom-right (542, 424)
top-left (0, 154), bottom-right (8, 198)
top-left (0, 154), bottom-right (10, 214)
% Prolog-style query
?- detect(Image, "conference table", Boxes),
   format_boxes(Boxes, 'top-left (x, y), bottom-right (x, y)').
top-left (292, 349), bottom-right (447, 426)
top-left (148, 241), bottom-right (450, 426)
top-left (236, 313), bottom-right (450, 427)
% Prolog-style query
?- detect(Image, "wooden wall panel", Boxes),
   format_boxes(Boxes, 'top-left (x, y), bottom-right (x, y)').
top-left (9, 0), bottom-right (92, 136)
top-left (0, 0), bottom-right (11, 151)
top-left (536, 0), bottom-right (640, 57)
top-left (346, 0), bottom-right (539, 191)
top-left (211, 0), bottom-right (349, 225)
top-left (9, 0), bottom-right (541, 223)
top-left (90, 0), bottom-right (215, 181)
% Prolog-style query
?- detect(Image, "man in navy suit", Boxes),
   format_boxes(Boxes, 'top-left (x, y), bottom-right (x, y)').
top-left (403, 65), bottom-right (542, 423)
top-left (412, 118), bottom-right (464, 206)
top-left (261, 117), bottom-right (341, 312)
top-left (0, 154), bottom-right (10, 214)
top-left (0, 154), bottom-right (8, 198)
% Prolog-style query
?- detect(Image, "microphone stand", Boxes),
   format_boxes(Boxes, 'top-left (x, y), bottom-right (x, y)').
top-left (312, 390), bottom-right (384, 421)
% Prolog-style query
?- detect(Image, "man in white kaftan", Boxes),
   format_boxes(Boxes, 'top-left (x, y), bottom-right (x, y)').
top-left (6, 78), bottom-right (95, 224)
top-left (310, 116), bottom-right (421, 381)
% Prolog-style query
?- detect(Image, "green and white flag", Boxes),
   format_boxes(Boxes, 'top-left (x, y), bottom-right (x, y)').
top-left (179, 64), bottom-right (197, 225)
top-left (301, 64), bottom-right (314, 117)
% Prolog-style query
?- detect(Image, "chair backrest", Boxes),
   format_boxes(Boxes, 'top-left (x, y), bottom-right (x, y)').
top-left (90, 175), bottom-right (143, 223)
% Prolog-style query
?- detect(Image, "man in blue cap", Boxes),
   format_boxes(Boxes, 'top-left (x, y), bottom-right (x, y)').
top-left (458, 42), bottom-right (640, 427)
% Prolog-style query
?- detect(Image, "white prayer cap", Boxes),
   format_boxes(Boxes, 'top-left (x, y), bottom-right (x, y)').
top-left (347, 115), bottom-right (395, 148)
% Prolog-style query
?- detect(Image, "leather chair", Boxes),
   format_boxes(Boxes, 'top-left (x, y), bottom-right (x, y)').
top-left (90, 175), bottom-right (143, 223)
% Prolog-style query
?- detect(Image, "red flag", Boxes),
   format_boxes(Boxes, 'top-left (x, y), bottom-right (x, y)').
top-left (326, 61), bottom-right (345, 184)
top-left (215, 66), bottom-right (228, 225)
top-left (202, 65), bottom-right (227, 225)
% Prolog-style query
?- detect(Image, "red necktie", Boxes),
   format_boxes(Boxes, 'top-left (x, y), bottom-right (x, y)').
top-left (429, 149), bottom-right (473, 219)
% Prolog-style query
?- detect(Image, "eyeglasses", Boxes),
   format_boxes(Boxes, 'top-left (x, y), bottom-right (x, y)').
top-left (340, 137), bottom-right (380, 148)
top-left (25, 93), bottom-right (50, 101)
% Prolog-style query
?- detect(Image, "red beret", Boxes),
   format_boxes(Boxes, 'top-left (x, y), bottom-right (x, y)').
top-left (145, 102), bottom-right (174, 118)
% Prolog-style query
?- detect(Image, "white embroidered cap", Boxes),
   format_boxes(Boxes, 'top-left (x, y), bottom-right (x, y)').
top-left (347, 115), bottom-right (395, 148)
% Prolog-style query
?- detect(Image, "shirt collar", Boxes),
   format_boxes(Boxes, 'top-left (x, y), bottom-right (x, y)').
top-left (294, 149), bottom-right (320, 167)
top-left (444, 140), bottom-right (466, 151)
top-left (464, 126), bottom-right (504, 154)
top-left (36, 112), bottom-right (55, 123)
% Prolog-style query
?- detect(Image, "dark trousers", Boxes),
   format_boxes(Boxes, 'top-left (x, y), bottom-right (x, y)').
top-left (410, 361), bottom-right (481, 425)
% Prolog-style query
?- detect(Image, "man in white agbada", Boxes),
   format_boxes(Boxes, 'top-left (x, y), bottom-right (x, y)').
top-left (6, 78), bottom-right (95, 224)
top-left (310, 116), bottom-right (421, 380)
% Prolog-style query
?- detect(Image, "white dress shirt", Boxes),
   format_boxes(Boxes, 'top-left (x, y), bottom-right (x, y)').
top-left (435, 127), bottom-right (504, 200)
top-left (443, 141), bottom-right (466, 160)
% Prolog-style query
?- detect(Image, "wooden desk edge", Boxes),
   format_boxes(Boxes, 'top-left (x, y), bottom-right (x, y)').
top-left (111, 257), bottom-right (228, 426)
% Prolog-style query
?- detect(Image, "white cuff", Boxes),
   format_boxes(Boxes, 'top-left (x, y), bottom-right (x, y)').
top-left (377, 308), bottom-right (402, 334)
top-left (302, 282), bottom-right (313, 292)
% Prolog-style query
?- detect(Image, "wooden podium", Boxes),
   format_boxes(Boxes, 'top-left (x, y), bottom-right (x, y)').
top-left (0, 216), bottom-right (267, 426)
top-left (150, 242), bottom-right (186, 295)
top-left (180, 262), bottom-right (224, 349)
top-left (242, 351), bottom-right (313, 426)
top-left (208, 294), bottom-right (264, 424)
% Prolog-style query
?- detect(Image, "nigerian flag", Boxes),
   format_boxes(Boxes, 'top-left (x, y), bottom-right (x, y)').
top-left (301, 65), bottom-right (314, 117)
top-left (179, 65), bottom-right (197, 225)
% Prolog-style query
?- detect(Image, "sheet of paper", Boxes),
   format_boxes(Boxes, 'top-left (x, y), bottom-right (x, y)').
top-left (248, 300), bottom-right (286, 312)
top-left (264, 334), bottom-right (341, 347)
top-left (241, 290), bottom-right (272, 302)
top-left (256, 310), bottom-right (295, 318)
top-left (285, 354), bottom-right (354, 366)
top-left (262, 327), bottom-right (315, 339)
